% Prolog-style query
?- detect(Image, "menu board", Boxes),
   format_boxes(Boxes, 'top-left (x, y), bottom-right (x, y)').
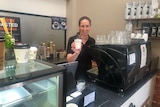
top-left (52, 16), bottom-right (66, 30)
top-left (0, 16), bottom-right (21, 42)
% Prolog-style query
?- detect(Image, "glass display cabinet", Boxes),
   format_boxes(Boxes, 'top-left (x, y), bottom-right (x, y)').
top-left (0, 60), bottom-right (66, 107)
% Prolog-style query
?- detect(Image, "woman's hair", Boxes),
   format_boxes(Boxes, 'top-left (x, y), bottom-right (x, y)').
top-left (78, 16), bottom-right (91, 26)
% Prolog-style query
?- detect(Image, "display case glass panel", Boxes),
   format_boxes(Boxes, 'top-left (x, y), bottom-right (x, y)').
top-left (0, 60), bottom-right (65, 107)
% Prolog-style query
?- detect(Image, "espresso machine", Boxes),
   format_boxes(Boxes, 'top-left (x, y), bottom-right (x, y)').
top-left (89, 41), bottom-right (151, 92)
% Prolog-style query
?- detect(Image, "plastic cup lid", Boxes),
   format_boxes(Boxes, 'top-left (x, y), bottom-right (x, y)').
top-left (14, 43), bottom-right (30, 49)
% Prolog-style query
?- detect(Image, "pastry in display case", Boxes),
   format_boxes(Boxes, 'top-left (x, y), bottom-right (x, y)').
top-left (0, 60), bottom-right (66, 107)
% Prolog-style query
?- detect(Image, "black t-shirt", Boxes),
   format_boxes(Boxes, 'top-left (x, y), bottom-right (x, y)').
top-left (67, 35), bottom-right (95, 80)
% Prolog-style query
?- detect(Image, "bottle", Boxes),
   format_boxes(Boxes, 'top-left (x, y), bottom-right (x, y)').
top-left (42, 43), bottom-right (47, 60)
top-left (46, 47), bottom-right (50, 59)
top-left (49, 41), bottom-right (53, 58)
top-left (53, 44), bottom-right (56, 58)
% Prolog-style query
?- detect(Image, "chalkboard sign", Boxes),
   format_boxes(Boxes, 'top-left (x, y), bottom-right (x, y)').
top-left (0, 10), bottom-right (66, 50)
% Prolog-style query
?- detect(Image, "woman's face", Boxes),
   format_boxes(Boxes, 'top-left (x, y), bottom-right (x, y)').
top-left (79, 19), bottom-right (91, 36)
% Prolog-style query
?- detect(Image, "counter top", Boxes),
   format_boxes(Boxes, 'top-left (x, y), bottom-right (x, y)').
top-left (67, 70), bottom-right (157, 107)
top-left (44, 57), bottom-right (158, 107)
top-left (43, 57), bottom-right (67, 64)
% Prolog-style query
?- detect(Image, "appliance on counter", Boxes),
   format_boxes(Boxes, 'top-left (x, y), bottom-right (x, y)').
top-left (88, 41), bottom-right (151, 92)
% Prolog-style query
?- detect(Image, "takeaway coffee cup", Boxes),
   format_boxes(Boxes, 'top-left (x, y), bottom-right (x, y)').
top-left (14, 43), bottom-right (30, 63)
top-left (76, 79), bottom-right (86, 92)
top-left (74, 39), bottom-right (82, 49)
top-left (29, 47), bottom-right (38, 60)
top-left (0, 39), bottom-right (5, 70)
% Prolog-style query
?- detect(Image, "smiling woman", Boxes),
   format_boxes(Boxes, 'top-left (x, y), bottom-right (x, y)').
top-left (66, 16), bottom-right (97, 81)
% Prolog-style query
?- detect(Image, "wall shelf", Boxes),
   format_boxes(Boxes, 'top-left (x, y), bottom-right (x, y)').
top-left (125, 18), bottom-right (160, 21)
top-left (125, 18), bottom-right (160, 27)
top-left (126, 18), bottom-right (160, 40)
top-left (149, 37), bottom-right (160, 40)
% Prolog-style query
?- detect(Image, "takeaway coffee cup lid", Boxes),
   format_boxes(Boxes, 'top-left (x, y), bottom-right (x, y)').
top-left (14, 43), bottom-right (30, 49)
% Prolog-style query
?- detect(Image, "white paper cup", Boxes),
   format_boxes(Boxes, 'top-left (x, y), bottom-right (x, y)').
top-left (29, 47), bottom-right (38, 60)
top-left (76, 80), bottom-right (86, 92)
top-left (14, 44), bottom-right (30, 63)
top-left (74, 39), bottom-right (82, 49)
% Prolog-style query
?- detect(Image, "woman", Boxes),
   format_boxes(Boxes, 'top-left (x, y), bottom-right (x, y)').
top-left (66, 16), bottom-right (96, 81)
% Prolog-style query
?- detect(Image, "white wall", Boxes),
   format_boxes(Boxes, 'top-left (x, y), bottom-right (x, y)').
top-left (0, 0), bottom-right (66, 17)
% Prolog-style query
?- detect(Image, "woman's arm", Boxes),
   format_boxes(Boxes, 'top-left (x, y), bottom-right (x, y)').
top-left (67, 53), bottom-right (79, 62)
